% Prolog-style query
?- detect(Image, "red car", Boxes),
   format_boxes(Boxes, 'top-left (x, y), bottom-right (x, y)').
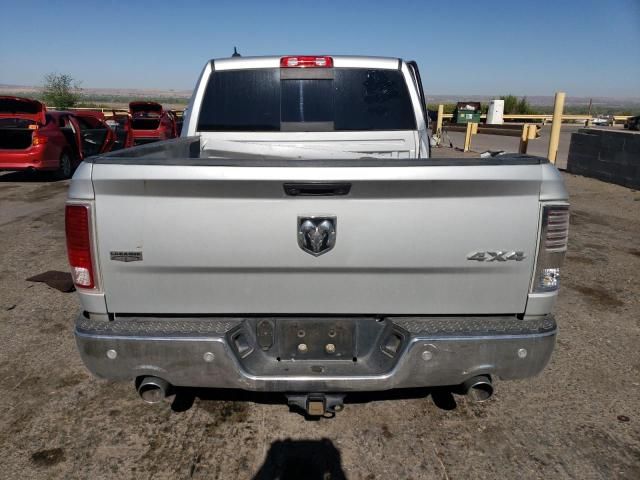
top-left (0, 97), bottom-right (115, 178)
top-left (129, 101), bottom-right (177, 145)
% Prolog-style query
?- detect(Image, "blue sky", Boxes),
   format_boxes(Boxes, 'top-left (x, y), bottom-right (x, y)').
top-left (1, 0), bottom-right (638, 97)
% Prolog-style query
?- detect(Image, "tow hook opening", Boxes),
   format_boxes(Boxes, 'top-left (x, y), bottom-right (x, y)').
top-left (286, 393), bottom-right (346, 417)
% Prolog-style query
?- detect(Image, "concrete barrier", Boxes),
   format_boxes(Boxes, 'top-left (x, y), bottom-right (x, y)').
top-left (566, 128), bottom-right (640, 189)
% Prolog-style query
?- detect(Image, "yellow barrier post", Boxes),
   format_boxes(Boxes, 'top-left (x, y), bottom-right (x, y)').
top-left (547, 92), bottom-right (566, 164)
top-left (436, 104), bottom-right (444, 134)
top-left (463, 122), bottom-right (478, 152)
top-left (434, 104), bottom-right (444, 146)
top-left (519, 124), bottom-right (539, 154)
top-left (519, 124), bottom-right (530, 154)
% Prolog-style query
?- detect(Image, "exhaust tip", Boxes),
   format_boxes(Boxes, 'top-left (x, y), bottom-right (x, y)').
top-left (137, 376), bottom-right (170, 404)
top-left (463, 375), bottom-right (494, 402)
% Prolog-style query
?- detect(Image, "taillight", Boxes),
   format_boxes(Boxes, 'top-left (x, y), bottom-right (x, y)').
top-left (65, 204), bottom-right (95, 289)
top-left (532, 205), bottom-right (569, 292)
top-left (32, 132), bottom-right (48, 146)
top-left (280, 56), bottom-right (333, 68)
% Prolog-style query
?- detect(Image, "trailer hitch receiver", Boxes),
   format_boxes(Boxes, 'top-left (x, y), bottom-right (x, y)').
top-left (287, 393), bottom-right (345, 417)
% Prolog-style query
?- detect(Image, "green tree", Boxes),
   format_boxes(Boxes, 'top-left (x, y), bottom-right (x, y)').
top-left (426, 103), bottom-right (457, 114)
top-left (500, 94), bottom-right (535, 115)
top-left (516, 96), bottom-right (533, 114)
top-left (500, 94), bottom-right (519, 114)
top-left (41, 73), bottom-right (82, 109)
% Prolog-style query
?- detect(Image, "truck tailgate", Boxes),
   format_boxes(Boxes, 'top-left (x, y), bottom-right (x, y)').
top-left (91, 160), bottom-right (541, 315)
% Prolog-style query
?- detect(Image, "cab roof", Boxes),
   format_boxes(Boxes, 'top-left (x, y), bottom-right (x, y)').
top-left (211, 55), bottom-right (402, 71)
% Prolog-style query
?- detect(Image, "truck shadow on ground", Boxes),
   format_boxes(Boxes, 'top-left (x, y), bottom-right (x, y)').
top-left (169, 386), bottom-right (458, 415)
top-left (251, 438), bottom-right (346, 480)
top-left (0, 170), bottom-right (63, 183)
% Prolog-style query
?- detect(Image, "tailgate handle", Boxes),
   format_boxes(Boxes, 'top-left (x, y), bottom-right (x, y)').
top-left (284, 183), bottom-right (351, 196)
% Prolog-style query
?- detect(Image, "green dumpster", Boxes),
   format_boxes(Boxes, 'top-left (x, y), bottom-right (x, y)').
top-left (454, 102), bottom-right (482, 124)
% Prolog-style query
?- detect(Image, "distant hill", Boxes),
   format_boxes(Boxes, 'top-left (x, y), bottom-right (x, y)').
top-left (0, 84), bottom-right (192, 98)
top-left (0, 84), bottom-right (192, 109)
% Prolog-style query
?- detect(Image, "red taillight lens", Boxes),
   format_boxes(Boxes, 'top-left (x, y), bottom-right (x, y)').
top-left (65, 205), bottom-right (95, 289)
top-left (32, 132), bottom-right (48, 146)
top-left (280, 56), bottom-right (333, 68)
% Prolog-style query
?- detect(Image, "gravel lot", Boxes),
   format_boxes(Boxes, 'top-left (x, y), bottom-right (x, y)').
top-left (0, 169), bottom-right (639, 479)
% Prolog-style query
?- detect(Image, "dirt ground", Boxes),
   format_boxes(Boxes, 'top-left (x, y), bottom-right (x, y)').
top-left (0, 169), bottom-right (639, 480)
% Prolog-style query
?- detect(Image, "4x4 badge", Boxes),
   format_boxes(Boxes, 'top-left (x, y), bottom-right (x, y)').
top-left (467, 251), bottom-right (526, 262)
top-left (298, 216), bottom-right (337, 256)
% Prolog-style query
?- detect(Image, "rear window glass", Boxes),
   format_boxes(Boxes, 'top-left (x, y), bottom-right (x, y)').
top-left (0, 118), bottom-right (36, 128)
top-left (281, 79), bottom-right (333, 123)
top-left (132, 111), bottom-right (161, 118)
top-left (130, 104), bottom-right (163, 114)
top-left (0, 98), bottom-right (42, 114)
top-left (199, 69), bottom-right (280, 131)
top-left (197, 68), bottom-right (416, 132)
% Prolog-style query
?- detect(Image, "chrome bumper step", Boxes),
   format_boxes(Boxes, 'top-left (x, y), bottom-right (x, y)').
top-left (75, 314), bottom-right (556, 392)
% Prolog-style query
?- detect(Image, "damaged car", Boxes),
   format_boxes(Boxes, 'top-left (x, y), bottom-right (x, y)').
top-left (129, 101), bottom-right (177, 145)
top-left (0, 97), bottom-right (115, 178)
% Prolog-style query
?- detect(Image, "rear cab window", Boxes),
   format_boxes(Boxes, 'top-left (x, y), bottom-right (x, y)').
top-left (197, 67), bottom-right (417, 132)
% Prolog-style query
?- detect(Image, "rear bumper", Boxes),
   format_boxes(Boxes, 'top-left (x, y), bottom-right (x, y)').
top-left (75, 314), bottom-right (556, 392)
top-left (0, 146), bottom-right (51, 170)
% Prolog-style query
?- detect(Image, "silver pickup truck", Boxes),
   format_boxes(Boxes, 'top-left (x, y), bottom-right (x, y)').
top-left (67, 55), bottom-right (569, 416)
